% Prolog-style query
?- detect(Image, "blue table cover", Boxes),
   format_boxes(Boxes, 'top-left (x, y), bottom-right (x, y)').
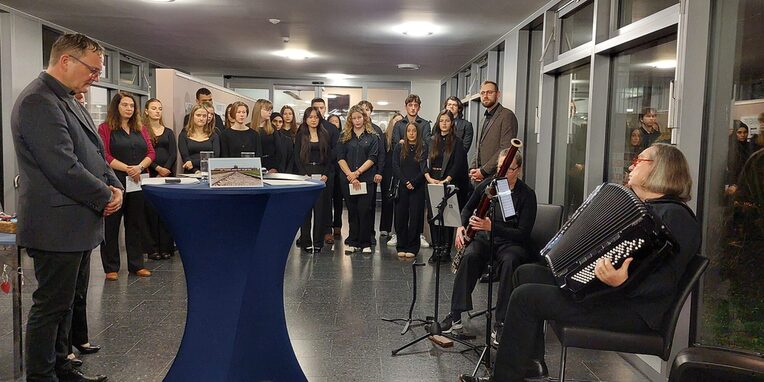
top-left (142, 181), bottom-right (324, 382)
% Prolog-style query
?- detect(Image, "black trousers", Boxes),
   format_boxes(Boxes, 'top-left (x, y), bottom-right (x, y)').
top-left (144, 199), bottom-right (174, 254)
top-left (379, 171), bottom-right (395, 233)
top-left (25, 249), bottom-right (86, 381)
top-left (492, 264), bottom-right (649, 382)
top-left (450, 237), bottom-right (527, 323)
top-left (68, 251), bottom-right (91, 353)
top-left (331, 165), bottom-right (344, 229)
top-left (342, 179), bottom-right (373, 248)
top-left (394, 184), bottom-right (425, 253)
top-left (368, 181), bottom-right (379, 239)
top-left (101, 190), bottom-right (146, 273)
top-left (300, 165), bottom-right (333, 247)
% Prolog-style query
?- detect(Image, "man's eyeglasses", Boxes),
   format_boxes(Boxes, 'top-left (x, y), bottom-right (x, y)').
top-left (479, 90), bottom-right (497, 96)
top-left (508, 166), bottom-right (519, 172)
top-left (68, 55), bottom-right (102, 77)
top-left (631, 158), bottom-right (654, 167)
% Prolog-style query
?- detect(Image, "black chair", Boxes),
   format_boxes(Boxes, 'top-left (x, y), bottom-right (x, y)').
top-left (670, 346), bottom-right (764, 382)
top-left (529, 203), bottom-right (563, 256)
top-left (551, 255), bottom-right (709, 381)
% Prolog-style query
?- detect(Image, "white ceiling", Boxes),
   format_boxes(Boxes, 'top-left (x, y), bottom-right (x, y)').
top-left (1, 0), bottom-right (549, 80)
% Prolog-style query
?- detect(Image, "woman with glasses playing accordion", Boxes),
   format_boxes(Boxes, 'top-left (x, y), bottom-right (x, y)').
top-left (460, 144), bottom-right (701, 382)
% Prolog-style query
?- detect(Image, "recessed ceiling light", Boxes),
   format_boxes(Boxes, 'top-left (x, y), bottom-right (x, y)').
top-left (376, 101), bottom-right (389, 106)
top-left (145, 0), bottom-right (175, 2)
top-left (324, 73), bottom-right (351, 80)
top-left (268, 18), bottom-right (281, 25)
top-left (397, 63), bottom-right (420, 70)
top-left (395, 22), bottom-right (440, 38)
top-left (273, 49), bottom-right (316, 60)
top-left (326, 94), bottom-right (338, 99)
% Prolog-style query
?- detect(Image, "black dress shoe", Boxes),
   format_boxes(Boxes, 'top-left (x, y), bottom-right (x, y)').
top-left (57, 367), bottom-right (107, 381)
top-left (147, 252), bottom-right (162, 260)
top-left (70, 357), bottom-right (83, 367)
top-left (161, 252), bottom-right (172, 259)
top-left (458, 374), bottom-right (491, 382)
top-left (524, 359), bottom-right (549, 378)
top-left (74, 343), bottom-right (101, 354)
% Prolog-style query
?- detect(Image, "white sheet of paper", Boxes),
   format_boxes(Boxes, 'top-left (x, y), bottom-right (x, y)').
top-left (263, 179), bottom-right (315, 186)
top-left (126, 173), bottom-right (150, 193)
top-left (496, 189), bottom-right (516, 219)
top-left (349, 182), bottom-right (368, 195)
top-left (311, 174), bottom-right (323, 180)
top-left (141, 177), bottom-right (199, 185)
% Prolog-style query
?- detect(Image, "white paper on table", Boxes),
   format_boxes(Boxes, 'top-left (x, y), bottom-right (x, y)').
top-left (126, 173), bottom-right (150, 193)
top-left (263, 179), bottom-right (315, 186)
top-left (141, 177), bottom-right (199, 185)
top-left (310, 174), bottom-right (323, 180)
top-left (348, 182), bottom-right (367, 195)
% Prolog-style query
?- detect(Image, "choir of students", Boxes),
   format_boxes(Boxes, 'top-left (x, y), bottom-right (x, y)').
top-left (98, 87), bottom-right (472, 280)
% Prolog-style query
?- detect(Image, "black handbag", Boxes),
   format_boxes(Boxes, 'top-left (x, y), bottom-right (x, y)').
top-left (388, 177), bottom-right (400, 201)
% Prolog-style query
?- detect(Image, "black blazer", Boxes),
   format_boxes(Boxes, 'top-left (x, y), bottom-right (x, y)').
top-left (427, 136), bottom-right (468, 185)
top-left (454, 118), bottom-right (474, 152)
top-left (11, 72), bottom-right (122, 252)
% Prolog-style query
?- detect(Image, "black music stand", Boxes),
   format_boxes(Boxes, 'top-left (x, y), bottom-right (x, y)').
top-left (380, 260), bottom-right (428, 335)
top-left (390, 183), bottom-right (477, 356)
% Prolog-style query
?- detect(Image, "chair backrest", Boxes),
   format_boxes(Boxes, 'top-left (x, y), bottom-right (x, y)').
top-left (529, 203), bottom-right (563, 256)
top-left (660, 255), bottom-right (709, 359)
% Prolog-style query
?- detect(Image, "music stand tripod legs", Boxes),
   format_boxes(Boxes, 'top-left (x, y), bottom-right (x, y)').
top-left (390, 184), bottom-right (478, 356)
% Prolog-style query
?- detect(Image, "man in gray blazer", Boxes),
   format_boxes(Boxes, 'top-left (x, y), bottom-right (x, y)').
top-left (12, 33), bottom-right (121, 382)
top-left (469, 81), bottom-right (518, 183)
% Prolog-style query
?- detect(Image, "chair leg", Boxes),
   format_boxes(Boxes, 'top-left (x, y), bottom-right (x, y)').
top-left (559, 345), bottom-right (567, 382)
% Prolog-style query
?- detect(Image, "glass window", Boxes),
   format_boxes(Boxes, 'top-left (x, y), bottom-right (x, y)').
top-left (523, 23), bottom-right (544, 187)
top-left (367, 88), bottom-right (410, 131)
top-left (100, 52), bottom-right (111, 81)
top-left (233, 88), bottom-right (269, 100)
top-left (479, 63), bottom-right (488, 85)
top-left (42, 26), bottom-right (63, 70)
top-left (606, 38), bottom-right (677, 185)
top-left (84, 86), bottom-right (109, 126)
top-left (119, 59), bottom-right (140, 87)
top-left (551, 64), bottom-right (590, 218)
top-left (464, 72), bottom-right (472, 97)
top-left (322, 86), bottom-right (362, 117)
top-left (559, 1), bottom-right (594, 54)
top-left (618, 0), bottom-right (679, 28)
top-left (273, 85), bottom-right (315, 123)
top-left (699, 0), bottom-right (764, 354)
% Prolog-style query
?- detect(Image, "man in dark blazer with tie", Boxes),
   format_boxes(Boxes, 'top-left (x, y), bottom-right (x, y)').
top-left (12, 33), bottom-right (121, 382)
top-left (444, 96), bottom-right (474, 152)
top-left (469, 81), bottom-right (518, 183)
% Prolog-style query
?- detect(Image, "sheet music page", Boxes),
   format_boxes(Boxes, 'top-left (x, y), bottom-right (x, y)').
top-left (497, 189), bottom-right (516, 218)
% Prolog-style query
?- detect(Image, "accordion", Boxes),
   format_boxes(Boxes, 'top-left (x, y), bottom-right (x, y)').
top-left (541, 183), bottom-right (674, 300)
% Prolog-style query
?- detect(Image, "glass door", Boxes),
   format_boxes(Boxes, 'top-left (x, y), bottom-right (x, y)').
top-left (551, 64), bottom-right (590, 219)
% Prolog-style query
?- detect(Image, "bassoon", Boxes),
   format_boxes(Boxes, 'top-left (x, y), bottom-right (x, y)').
top-left (451, 138), bottom-right (522, 273)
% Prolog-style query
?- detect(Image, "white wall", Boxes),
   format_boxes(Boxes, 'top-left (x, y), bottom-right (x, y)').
top-left (1, 13), bottom-right (44, 212)
top-left (410, 80), bottom-right (441, 125)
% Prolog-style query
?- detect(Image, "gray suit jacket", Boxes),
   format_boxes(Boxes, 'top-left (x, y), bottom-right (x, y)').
top-left (472, 103), bottom-right (518, 176)
top-left (12, 72), bottom-right (121, 252)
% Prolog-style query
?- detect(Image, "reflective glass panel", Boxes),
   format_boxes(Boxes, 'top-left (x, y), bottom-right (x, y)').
top-left (559, 1), bottom-right (594, 54)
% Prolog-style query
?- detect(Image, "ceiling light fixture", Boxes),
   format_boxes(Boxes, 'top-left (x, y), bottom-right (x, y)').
top-left (273, 49), bottom-right (316, 60)
top-left (376, 101), bottom-right (389, 106)
top-left (268, 18), bottom-right (281, 25)
top-left (397, 63), bottom-right (420, 70)
top-left (145, 0), bottom-right (175, 2)
top-left (395, 22), bottom-right (439, 38)
top-left (649, 60), bottom-right (677, 69)
top-left (323, 73), bottom-right (351, 80)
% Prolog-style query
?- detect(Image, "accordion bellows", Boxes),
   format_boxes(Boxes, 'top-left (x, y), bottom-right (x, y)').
top-left (541, 183), bottom-right (672, 298)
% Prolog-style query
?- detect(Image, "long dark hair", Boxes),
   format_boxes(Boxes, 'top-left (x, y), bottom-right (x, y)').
top-left (280, 105), bottom-right (298, 138)
top-left (401, 122), bottom-right (425, 162)
top-left (430, 110), bottom-right (456, 162)
top-left (106, 92), bottom-right (141, 132)
top-left (298, 107), bottom-right (330, 164)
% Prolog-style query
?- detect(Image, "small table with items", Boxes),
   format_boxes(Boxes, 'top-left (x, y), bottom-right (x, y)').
top-left (142, 181), bottom-right (324, 382)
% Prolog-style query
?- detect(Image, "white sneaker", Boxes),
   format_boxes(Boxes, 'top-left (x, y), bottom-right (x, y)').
top-left (362, 247), bottom-right (372, 254)
top-left (420, 234), bottom-right (430, 248)
top-left (387, 234), bottom-right (397, 246)
top-left (344, 245), bottom-right (357, 253)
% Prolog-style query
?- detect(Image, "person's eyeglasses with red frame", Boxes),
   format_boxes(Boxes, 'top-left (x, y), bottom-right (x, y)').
top-left (631, 157), bottom-right (654, 167)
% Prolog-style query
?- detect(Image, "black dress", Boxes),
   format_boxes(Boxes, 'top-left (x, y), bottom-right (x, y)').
top-left (393, 143), bottom-right (428, 254)
top-left (178, 130), bottom-right (221, 173)
top-left (260, 132), bottom-right (282, 172)
top-left (148, 127), bottom-right (177, 177)
top-left (220, 128), bottom-right (259, 158)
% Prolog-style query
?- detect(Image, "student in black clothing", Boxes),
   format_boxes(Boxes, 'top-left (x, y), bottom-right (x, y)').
top-left (295, 107), bottom-right (336, 252)
top-left (179, 104), bottom-right (221, 173)
top-left (444, 96), bottom-right (474, 152)
top-left (358, 100), bottom-right (386, 244)
top-left (272, 112), bottom-right (296, 174)
top-left (143, 98), bottom-right (176, 260)
top-left (381, 113), bottom-right (404, 240)
top-left (337, 105), bottom-right (379, 254)
top-left (97, 92), bottom-right (155, 280)
top-left (220, 101), bottom-right (258, 158)
top-left (251, 99), bottom-right (283, 172)
top-left (327, 114), bottom-right (345, 237)
top-left (392, 123), bottom-right (428, 258)
top-left (441, 149), bottom-right (536, 339)
top-left (425, 110), bottom-right (468, 263)
top-left (460, 144), bottom-right (701, 382)
top-left (312, 98), bottom-right (341, 243)
top-left (280, 105), bottom-right (298, 141)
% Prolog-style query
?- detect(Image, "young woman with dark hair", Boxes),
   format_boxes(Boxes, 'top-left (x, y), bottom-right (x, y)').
top-left (143, 98), bottom-right (176, 260)
top-left (280, 105), bottom-right (298, 140)
top-left (272, 111), bottom-right (296, 174)
top-left (97, 92), bottom-right (154, 279)
top-left (393, 123), bottom-right (428, 258)
top-left (294, 107), bottom-right (335, 252)
top-left (425, 110), bottom-right (468, 262)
